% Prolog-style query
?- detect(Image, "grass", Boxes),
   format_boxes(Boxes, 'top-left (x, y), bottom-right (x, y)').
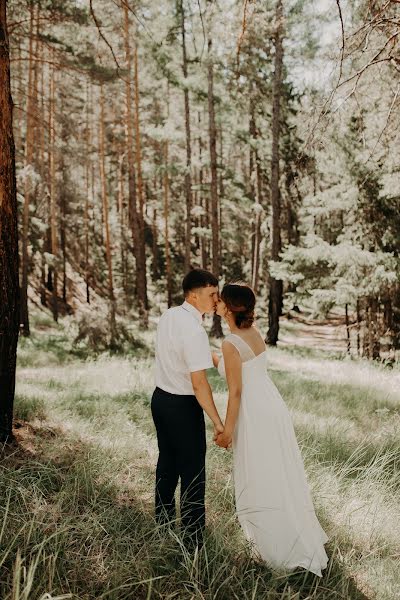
top-left (1, 314), bottom-right (400, 599)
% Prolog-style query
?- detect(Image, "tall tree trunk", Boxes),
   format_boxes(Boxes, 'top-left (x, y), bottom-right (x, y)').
top-left (20, 1), bottom-right (35, 336)
top-left (0, 0), bottom-right (19, 443)
top-left (267, 0), bottom-right (284, 346)
top-left (133, 37), bottom-right (148, 321)
top-left (12, 39), bottom-right (22, 154)
top-left (123, 4), bottom-right (147, 324)
top-left (99, 83), bottom-right (117, 347)
top-left (253, 154), bottom-right (263, 293)
top-left (207, 1), bottom-right (222, 337)
top-left (248, 94), bottom-right (256, 274)
top-left (45, 55), bottom-right (53, 296)
top-left (85, 81), bottom-right (91, 304)
top-left (392, 289), bottom-right (400, 350)
top-left (37, 35), bottom-right (47, 307)
top-left (363, 303), bottom-right (370, 358)
top-left (179, 0), bottom-right (193, 272)
top-left (251, 206), bottom-right (262, 293)
top-left (345, 303), bottom-right (351, 355)
top-left (152, 206), bottom-right (159, 280)
top-left (60, 94), bottom-right (67, 306)
top-left (117, 151), bottom-right (128, 302)
top-left (249, 96), bottom-right (262, 294)
top-left (60, 185), bottom-right (67, 304)
top-left (198, 112), bottom-right (207, 269)
top-left (369, 297), bottom-right (380, 360)
top-left (49, 54), bottom-right (58, 322)
top-left (163, 138), bottom-right (172, 307)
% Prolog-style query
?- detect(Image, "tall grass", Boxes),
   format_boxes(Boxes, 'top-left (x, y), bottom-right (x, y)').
top-left (1, 317), bottom-right (399, 599)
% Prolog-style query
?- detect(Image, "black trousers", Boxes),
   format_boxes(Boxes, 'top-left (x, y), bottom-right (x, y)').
top-left (151, 386), bottom-right (206, 546)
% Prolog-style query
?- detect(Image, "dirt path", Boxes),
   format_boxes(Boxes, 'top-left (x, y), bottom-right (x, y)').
top-left (278, 312), bottom-right (353, 354)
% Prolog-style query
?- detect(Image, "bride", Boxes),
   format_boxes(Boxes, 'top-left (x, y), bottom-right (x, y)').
top-left (213, 283), bottom-right (328, 576)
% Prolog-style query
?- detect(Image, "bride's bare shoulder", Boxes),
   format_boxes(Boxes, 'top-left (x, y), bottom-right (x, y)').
top-left (221, 336), bottom-right (240, 354)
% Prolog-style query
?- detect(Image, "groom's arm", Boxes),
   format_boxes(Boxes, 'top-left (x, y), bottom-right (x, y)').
top-left (191, 370), bottom-right (224, 433)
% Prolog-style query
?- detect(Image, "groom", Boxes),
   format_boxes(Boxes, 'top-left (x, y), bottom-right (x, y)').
top-left (151, 268), bottom-right (224, 550)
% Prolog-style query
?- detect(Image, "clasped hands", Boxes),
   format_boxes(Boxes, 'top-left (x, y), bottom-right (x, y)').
top-left (213, 423), bottom-right (232, 449)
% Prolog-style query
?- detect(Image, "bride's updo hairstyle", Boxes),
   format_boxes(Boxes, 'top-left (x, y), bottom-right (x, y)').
top-left (221, 283), bottom-right (256, 329)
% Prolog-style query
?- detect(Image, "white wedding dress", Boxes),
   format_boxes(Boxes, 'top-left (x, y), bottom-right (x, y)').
top-left (218, 333), bottom-right (328, 576)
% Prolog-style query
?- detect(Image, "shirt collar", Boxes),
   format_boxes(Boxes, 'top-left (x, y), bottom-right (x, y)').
top-left (181, 300), bottom-right (203, 323)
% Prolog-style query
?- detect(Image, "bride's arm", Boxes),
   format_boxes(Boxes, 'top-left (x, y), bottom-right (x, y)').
top-left (211, 351), bottom-right (220, 368)
top-left (216, 341), bottom-right (242, 447)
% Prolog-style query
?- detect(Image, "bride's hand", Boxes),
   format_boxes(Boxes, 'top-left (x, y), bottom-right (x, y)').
top-left (213, 422), bottom-right (224, 441)
top-left (215, 432), bottom-right (232, 449)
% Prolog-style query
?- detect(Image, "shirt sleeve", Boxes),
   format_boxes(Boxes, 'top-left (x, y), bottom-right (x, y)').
top-left (182, 328), bottom-right (213, 372)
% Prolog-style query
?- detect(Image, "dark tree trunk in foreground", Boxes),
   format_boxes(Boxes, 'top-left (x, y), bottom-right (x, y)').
top-left (0, 1), bottom-right (19, 443)
top-left (267, 0), bottom-right (284, 346)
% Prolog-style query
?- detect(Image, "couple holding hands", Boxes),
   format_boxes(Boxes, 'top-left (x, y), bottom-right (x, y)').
top-left (151, 269), bottom-right (328, 576)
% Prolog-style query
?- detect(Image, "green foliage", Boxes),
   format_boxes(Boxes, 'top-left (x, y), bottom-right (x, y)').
top-left (273, 236), bottom-right (399, 313)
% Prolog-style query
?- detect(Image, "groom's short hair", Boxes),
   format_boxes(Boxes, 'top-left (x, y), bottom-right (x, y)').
top-left (182, 269), bottom-right (218, 295)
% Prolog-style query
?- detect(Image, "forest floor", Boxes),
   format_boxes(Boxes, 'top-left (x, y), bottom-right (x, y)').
top-left (1, 310), bottom-right (400, 600)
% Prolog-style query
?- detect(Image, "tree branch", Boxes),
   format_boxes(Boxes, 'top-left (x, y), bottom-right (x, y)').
top-left (89, 0), bottom-right (122, 73)
top-left (236, 0), bottom-right (252, 76)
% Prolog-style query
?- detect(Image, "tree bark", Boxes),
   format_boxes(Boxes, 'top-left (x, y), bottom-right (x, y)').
top-left (369, 297), bottom-right (380, 360)
top-left (123, 4), bottom-right (147, 324)
top-left (38, 34), bottom-right (47, 307)
top-left (392, 290), bottom-right (400, 350)
top-left (85, 81), bottom-right (91, 304)
top-left (99, 83), bottom-right (117, 347)
top-left (267, 0), bottom-right (284, 346)
top-left (179, 0), bottom-right (193, 272)
top-left (345, 303), bottom-right (351, 355)
top-left (163, 138), bottom-right (172, 307)
top-left (20, 1), bottom-right (36, 336)
top-left (198, 111), bottom-right (207, 270)
top-left (60, 187), bottom-right (67, 304)
top-left (60, 96), bottom-right (67, 306)
top-left (363, 303), bottom-right (370, 358)
top-left (152, 206), bottom-right (159, 280)
top-left (117, 150), bottom-right (128, 302)
top-left (133, 37), bottom-right (148, 320)
top-left (0, 0), bottom-right (19, 443)
top-left (49, 55), bottom-right (58, 322)
top-left (249, 96), bottom-right (262, 294)
top-left (207, 1), bottom-right (223, 337)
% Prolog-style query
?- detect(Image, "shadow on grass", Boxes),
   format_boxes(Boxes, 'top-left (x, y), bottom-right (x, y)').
top-left (272, 371), bottom-right (398, 420)
top-left (17, 327), bottom-right (151, 368)
top-left (0, 423), bottom-right (372, 600)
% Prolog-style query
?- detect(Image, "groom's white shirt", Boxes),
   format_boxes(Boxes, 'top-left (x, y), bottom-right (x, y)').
top-left (155, 301), bottom-right (213, 395)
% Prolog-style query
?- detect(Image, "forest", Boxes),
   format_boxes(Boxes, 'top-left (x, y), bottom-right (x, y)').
top-left (0, 0), bottom-right (400, 599)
